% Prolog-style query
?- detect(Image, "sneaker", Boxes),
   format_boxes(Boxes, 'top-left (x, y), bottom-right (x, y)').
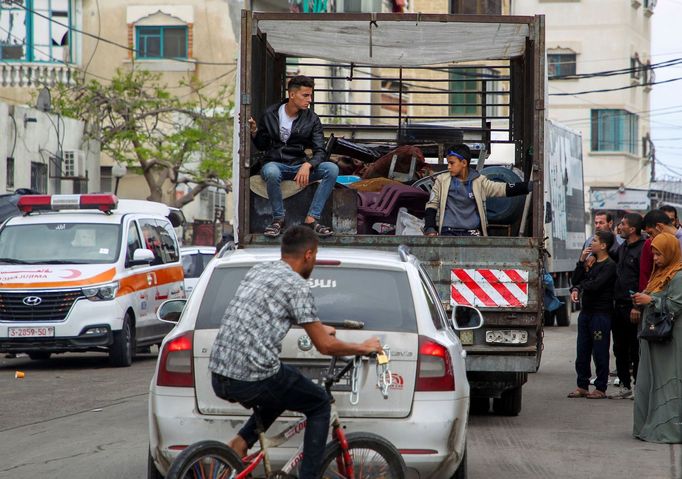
top-left (607, 385), bottom-right (633, 399)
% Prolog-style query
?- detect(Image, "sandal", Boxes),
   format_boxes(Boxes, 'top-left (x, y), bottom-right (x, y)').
top-left (303, 220), bottom-right (333, 237)
top-left (586, 390), bottom-right (606, 399)
top-left (567, 388), bottom-right (589, 398)
top-left (264, 219), bottom-right (284, 238)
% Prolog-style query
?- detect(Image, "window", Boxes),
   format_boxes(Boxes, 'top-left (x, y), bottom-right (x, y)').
top-left (451, 0), bottom-right (502, 14)
top-left (6, 156), bottom-right (13, 189)
top-left (591, 109), bottom-right (639, 154)
top-left (548, 53), bottom-right (577, 78)
top-left (0, 0), bottom-right (71, 63)
top-left (30, 161), bottom-right (47, 192)
top-left (100, 166), bottom-right (112, 193)
top-left (196, 267), bottom-right (418, 333)
top-left (139, 218), bottom-right (179, 264)
top-left (126, 222), bottom-right (143, 263)
top-left (136, 26), bottom-right (187, 59)
top-left (449, 68), bottom-right (499, 117)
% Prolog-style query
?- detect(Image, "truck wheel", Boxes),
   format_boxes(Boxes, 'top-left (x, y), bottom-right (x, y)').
top-left (543, 310), bottom-right (555, 327)
top-left (28, 352), bottom-right (51, 360)
top-left (109, 314), bottom-right (134, 367)
top-left (469, 397), bottom-right (490, 415)
top-left (493, 385), bottom-right (522, 416)
top-left (556, 300), bottom-right (571, 327)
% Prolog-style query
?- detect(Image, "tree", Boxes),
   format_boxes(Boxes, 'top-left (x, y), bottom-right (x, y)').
top-left (51, 69), bottom-right (234, 207)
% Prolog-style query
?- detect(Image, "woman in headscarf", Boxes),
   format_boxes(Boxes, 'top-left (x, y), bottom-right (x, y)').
top-left (632, 232), bottom-right (682, 442)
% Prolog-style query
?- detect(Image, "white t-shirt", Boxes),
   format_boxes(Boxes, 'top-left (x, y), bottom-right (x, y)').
top-left (278, 104), bottom-right (297, 143)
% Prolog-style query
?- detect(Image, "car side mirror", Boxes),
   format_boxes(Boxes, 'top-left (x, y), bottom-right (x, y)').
top-left (451, 305), bottom-right (484, 330)
top-left (129, 248), bottom-right (155, 266)
top-left (157, 299), bottom-right (187, 323)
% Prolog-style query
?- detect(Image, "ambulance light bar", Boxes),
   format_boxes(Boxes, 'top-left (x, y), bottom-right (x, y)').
top-left (17, 194), bottom-right (119, 214)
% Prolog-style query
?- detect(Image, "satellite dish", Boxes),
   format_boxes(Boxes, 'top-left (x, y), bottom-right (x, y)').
top-left (36, 87), bottom-right (51, 113)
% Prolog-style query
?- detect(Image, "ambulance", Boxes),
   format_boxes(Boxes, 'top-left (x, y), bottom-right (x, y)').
top-left (0, 194), bottom-right (185, 366)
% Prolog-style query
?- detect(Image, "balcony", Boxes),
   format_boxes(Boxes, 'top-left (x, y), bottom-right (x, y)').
top-left (0, 63), bottom-right (77, 88)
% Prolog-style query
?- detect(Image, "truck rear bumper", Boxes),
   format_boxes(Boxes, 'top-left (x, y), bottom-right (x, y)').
top-left (465, 354), bottom-right (538, 372)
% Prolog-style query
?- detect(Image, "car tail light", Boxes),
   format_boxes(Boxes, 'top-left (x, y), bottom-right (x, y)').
top-left (415, 336), bottom-right (455, 392)
top-left (157, 331), bottom-right (194, 388)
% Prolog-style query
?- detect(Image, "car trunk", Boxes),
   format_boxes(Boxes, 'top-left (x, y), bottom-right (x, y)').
top-left (193, 263), bottom-right (419, 418)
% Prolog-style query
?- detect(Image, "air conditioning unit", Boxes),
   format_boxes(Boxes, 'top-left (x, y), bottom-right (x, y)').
top-left (62, 150), bottom-right (86, 178)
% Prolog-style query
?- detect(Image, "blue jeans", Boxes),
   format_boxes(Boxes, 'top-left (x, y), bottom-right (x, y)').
top-left (212, 365), bottom-right (331, 479)
top-left (575, 310), bottom-right (612, 392)
top-left (260, 161), bottom-right (339, 221)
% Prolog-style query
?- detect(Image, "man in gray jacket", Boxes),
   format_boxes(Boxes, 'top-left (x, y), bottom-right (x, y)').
top-left (424, 144), bottom-right (530, 237)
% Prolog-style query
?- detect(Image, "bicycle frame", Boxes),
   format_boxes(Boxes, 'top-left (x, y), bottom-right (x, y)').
top-left (237, 358), bottom-right (359, 479)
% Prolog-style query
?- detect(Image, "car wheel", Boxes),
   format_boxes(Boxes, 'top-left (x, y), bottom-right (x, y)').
top-left (451, 444), bottom-right (467, 479)
top-left (109, 314), bottom-right (134, 367)
top-left (28, 352), bottom-right (51, 361)
top-left (492, 385), bottom-right (522, 416)
top-left (147, 448), bottom-right (164, 479)
top-left (555, 300), bottom-right (571, 327)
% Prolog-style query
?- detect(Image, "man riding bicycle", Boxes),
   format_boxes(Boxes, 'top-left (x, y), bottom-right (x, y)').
top-left (209, 225), bottom-right (383, 479)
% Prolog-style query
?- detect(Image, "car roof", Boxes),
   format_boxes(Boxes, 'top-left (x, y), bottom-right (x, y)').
top-left (215, 247), bottom-right (415, 269)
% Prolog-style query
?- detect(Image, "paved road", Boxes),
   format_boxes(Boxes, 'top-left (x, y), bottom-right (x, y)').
top-left (1, 324), bottom-right (681, 478)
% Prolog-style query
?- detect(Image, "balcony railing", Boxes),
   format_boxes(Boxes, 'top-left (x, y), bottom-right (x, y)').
top-left (0, 63), bottom-right (77, 88)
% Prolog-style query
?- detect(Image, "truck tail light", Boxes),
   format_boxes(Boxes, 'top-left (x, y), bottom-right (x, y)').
top-left (157, 331), bottom-right (194, 388)
top-left (416, 336), bottom-right (455, 392)
top-left (17, 194), bottom-right (118, 214)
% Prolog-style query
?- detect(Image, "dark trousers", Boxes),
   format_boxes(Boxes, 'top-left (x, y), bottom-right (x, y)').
top-left (212, 364), bottom-right (331, 479)
top-left (612, 301), bottom-right (639, 389)
top-left (576, 310), bottom-right (612, 392)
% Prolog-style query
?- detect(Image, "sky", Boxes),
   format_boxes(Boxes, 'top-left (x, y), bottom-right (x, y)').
top-left (651, 0), bottom-right (682, 180)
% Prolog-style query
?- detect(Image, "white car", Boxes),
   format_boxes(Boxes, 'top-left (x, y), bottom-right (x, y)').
top-left (179, 246), bottom-right (216, 296)
top-left (148, 246), bottom-right (482, 479)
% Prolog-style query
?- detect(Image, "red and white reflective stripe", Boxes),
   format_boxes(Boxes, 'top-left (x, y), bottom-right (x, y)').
top-left (451, 268), bottom-right (528, 308)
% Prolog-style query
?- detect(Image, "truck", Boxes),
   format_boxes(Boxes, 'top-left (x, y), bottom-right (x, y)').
top-left (542, 120), bottom-right (586, 327)
top-left (235, 11), bottom-right (545, 416)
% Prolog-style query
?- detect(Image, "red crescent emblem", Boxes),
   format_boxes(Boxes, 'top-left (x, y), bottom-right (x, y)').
top-left (60, 269), bottom-right (82, 279)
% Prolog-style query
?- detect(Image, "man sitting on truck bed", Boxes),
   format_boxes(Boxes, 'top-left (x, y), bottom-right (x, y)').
top-left (248, 75), bottom-right (338, 238)
top-left (423, 144), bottom-right (531, 237)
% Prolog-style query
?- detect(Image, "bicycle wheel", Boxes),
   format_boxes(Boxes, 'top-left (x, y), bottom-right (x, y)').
top-left (166, 440), bottom-right (244, 479)
top-left (319, 432), bottom-right (406, 479)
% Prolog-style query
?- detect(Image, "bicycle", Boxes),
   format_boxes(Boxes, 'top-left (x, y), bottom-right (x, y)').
top-left (166, 351), bottom-right (407, 479)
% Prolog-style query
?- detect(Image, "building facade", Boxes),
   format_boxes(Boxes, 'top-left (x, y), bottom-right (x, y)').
top-left (511, 0), bottom-right (654, 218)
top-left (0, 0), bottom-right (237, 229)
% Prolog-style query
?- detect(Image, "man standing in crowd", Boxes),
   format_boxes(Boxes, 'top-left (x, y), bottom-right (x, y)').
top-left (583, 211), bottom-right (624, 260)
top-left (660, 204), bottom-right (681, 230)
top-left (609, 213), bottom-right (645, 400)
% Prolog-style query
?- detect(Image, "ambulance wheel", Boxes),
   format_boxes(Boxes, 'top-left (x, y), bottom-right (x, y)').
top-left (110, 314), bottom-right (134, 367)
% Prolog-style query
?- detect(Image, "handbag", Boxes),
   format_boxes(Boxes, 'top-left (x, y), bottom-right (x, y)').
top-left (638, 294), bottom-right (675, 342)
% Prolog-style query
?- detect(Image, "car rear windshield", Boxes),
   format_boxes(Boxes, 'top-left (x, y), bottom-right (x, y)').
top-left (196, 265), bottom-right (417, 332)
top-left (182, 253), bottom-right (214, 278)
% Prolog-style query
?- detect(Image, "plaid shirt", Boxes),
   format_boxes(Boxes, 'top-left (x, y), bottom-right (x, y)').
top-left (209, 260), bottom-right (319, 381)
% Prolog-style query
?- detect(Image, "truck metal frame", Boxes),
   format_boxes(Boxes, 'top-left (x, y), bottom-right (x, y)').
top-left (236, 11), bottom-right (545, 415)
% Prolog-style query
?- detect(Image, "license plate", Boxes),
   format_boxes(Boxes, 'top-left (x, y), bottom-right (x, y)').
top-left (8, 327), bottom-right (55, 338)
top-left (293, 364), bottom-right (352, 391)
